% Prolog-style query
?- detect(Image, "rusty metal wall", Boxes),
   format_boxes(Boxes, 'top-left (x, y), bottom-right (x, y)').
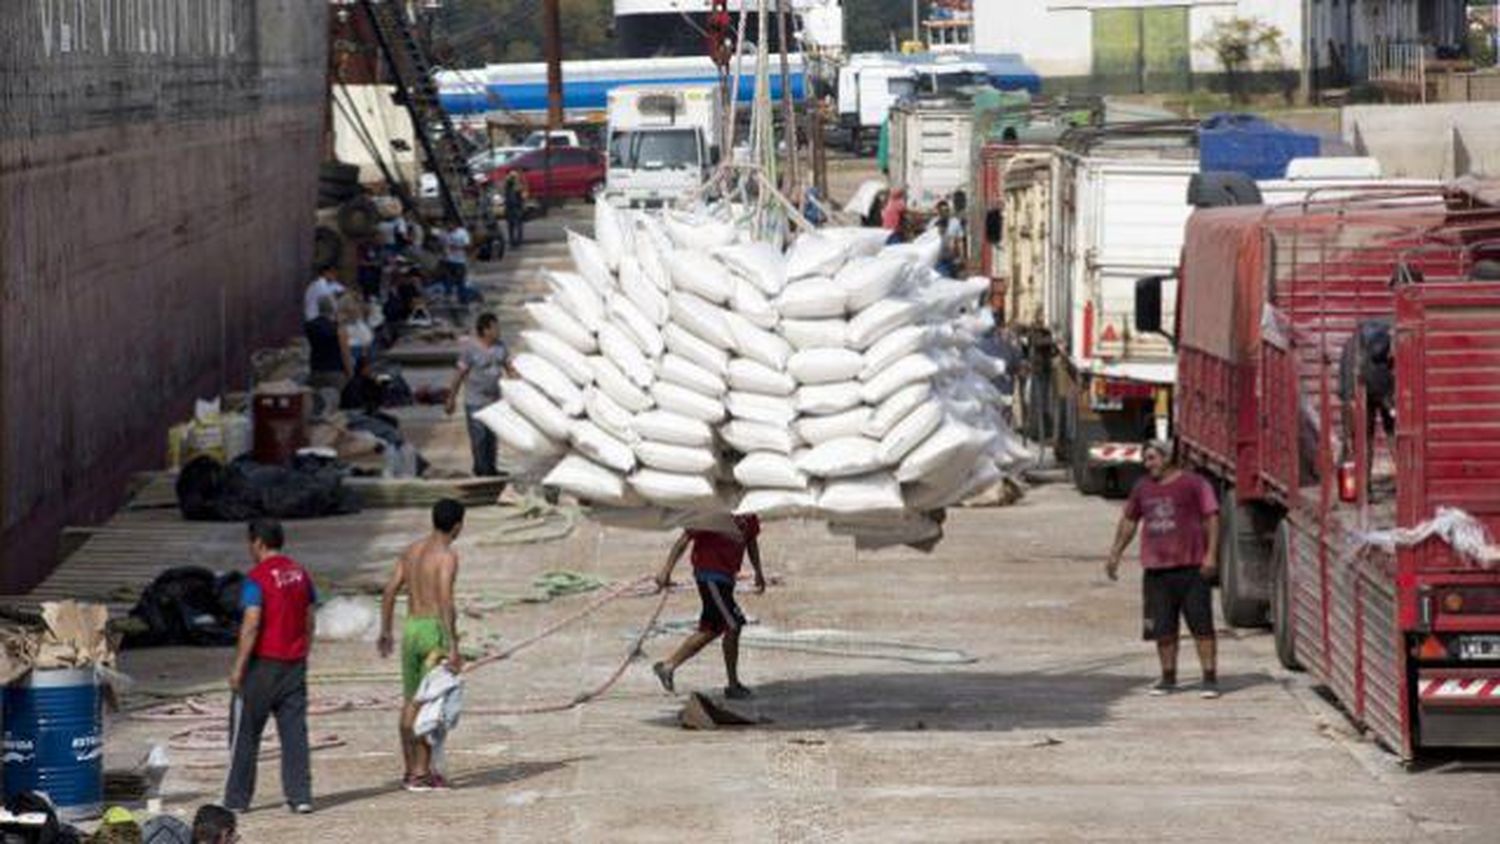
top-left (0, 0), bottom-right (329, 591)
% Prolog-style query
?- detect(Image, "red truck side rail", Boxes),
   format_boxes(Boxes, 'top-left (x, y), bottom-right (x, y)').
top-left (1174, 191), bottom-right (1500, 757)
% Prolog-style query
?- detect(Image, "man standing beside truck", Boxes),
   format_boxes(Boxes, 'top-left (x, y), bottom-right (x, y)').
top-left (1106, 442), bottom-right (1222, 699)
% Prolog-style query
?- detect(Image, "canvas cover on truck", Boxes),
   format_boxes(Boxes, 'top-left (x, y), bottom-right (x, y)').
top-left (1178, 206), bottom-right (1269, 363)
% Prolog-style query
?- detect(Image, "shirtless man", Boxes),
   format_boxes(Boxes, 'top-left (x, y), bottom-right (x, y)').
top-left (378, 498), bottom-right (465, 791)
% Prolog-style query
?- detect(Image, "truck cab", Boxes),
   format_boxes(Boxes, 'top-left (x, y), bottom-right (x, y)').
top-left (836, 57), bottom-right (918, 153)
top-left (604, 85), bottom-right (720, 209)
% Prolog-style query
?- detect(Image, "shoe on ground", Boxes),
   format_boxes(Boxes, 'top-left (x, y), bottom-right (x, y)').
top-left (724, 684), bottom-right (754, 700)
top-left (652, 661), bottom-right (675, 694)
top-left (404, 775), bottom-right (433, 793)
top-left (1148, 679), bottom-right (1176, 696)
top-left (289, 802), bottom-right (313, 814)
top-left (1199, 681), bottom-right (1221, 700)
top-left (428, 774), bottom-right (451, 791)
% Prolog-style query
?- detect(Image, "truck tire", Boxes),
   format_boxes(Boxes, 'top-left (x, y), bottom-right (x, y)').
top-left (1218, 491), bottom-right (1272, 628)
top-left (1272, 521), bottom-right (1301, 671)
top-left (1068, 412), bottom-right (1107, 497)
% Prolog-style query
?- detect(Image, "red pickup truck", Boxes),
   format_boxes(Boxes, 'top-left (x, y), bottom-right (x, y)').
top-left (1140, 188), bottom-right (1500, 757)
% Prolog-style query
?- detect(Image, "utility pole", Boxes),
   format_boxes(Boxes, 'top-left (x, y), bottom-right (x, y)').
top-left (911, 0), bottom-right (920, 47)
top-left (776, 0), bottom-right (799, 196)
top-left (542, 0), bottom-right (563, 207)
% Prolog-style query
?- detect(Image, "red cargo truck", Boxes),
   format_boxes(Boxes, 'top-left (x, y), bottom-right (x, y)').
top-left (1137, 190), bottom-right (1500, 757)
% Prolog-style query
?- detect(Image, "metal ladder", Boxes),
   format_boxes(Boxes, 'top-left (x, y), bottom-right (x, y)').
top-left (359, 0), bottom-right (498, 251)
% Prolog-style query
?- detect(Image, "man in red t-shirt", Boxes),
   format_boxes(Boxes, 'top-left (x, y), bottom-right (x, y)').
top-left (651, 515), bottom-right (766, 699)
top-left (225, 519), bottom-right (318, 813)
top-left (1107, 442), bottom-right (1222, 698)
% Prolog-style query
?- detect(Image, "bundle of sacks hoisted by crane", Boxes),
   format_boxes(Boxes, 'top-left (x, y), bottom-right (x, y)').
top-left (477, 201), bottom-right (1029, 550)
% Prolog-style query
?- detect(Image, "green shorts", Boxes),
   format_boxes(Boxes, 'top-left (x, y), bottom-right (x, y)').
top-left (401, 616), bottom-right (449, 699)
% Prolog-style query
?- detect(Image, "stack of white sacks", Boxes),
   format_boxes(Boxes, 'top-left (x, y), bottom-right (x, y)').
top-left (476, 201), bottom-right (1027, 549)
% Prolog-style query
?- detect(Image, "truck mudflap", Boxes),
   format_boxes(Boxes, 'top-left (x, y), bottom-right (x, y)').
top-left (1417, 669), bottom-right (1500, 748)
top-left (1087, 443), bottom-right (1143, 467)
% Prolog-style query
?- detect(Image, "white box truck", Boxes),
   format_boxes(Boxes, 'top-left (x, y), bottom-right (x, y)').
top-left (887, 97), bottom-right (975, 210)
top-left (836, 55), bottom-right (917, 152)
top-left (604, 84), bottom-right (722, 208)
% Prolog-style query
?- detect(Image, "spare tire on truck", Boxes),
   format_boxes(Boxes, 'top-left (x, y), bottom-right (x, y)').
top-left (1187, 172), bottom-right (1263, 208)
top-left (337, 197), bottom-right (379, 239)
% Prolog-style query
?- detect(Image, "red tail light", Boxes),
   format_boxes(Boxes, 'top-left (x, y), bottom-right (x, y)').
top-left (1417, 634), bottom-right (1449, 660)
top-left (1337, 463), bottom-right (1358, 503)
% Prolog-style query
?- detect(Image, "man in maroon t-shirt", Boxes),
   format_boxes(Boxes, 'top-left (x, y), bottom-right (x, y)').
top-left (651, 515), bottom-right (766, 699)
top-left (225, 519), bottom-right (318, 813)
top-left (1107, 442), bottom-right (1222, 698)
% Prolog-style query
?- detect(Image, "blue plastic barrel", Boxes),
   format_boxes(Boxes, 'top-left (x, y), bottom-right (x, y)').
top-left (2, 668), bottom-right (103, 821)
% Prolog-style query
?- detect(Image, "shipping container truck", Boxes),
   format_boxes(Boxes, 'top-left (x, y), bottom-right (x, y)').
top-left (1138, 189), bottom-right (1500, 757)
top-left (887, 97), bottom-right (977, 210)
top-left (1000, 125), bottom-right (1199, 494)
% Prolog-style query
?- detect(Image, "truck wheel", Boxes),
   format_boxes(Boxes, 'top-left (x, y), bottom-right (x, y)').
top-left (1272, 522), bottom-right (1301, 671)
top-left (1069, 417), bottom-right (1107, 497)
top-left (1218, 491), bottom-right (1272, 628)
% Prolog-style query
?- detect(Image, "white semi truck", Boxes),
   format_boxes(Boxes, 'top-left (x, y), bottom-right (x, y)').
top-left (604, 84), bottom-right (722, 208)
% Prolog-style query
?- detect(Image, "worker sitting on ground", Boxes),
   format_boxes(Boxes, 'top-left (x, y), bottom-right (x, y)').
top-left (652, 515), bottom-right (766, 700)
top-left (1106, 441), bottom-right (1222, 699)
top-left (378, 498), bottom-right (466, 792)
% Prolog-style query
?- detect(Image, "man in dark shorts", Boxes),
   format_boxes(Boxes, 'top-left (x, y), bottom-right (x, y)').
top-left (651, 515), bottom-right (766, 699)
top-left (1107, 442), bottom-right (1222, 698)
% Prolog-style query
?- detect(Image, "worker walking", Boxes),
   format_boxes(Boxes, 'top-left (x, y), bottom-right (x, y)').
top-left (225, 519), bottom-right (317, 814)
top-left (378, 499), bottom-right (466, 792)
top-left (445, 312), bottom-right (513, 477)
top-left (1106, 442), bottom-right (1222, 698)
top-left (652, 515), bottom-right (766, 700)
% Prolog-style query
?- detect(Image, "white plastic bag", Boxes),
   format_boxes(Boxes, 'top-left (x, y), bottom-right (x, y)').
top-left (733, 452), bottom-right (809, 489)
top-left (796, 406), bottom-right (872, 446)
top-left (860, 353), bottom-right (942, 405)
top-left (502, 379), bottom-right (574, 441)
top-left (788, 348), bottom-right (863, 386)
top-left (526, 302), bottom-right (596, 354)
top-left (796, 382), bottom-right (862, 416)
top-left (863, 382), bottom-right (932, 438)
top-left (847, 298), bottom-right (921, 350)
top-left (566, 231), bottom-right (616, 295)
top-left (668, 251), bottom-right (735, 304)
top-left (726, 391), bottom-right (798, 427)
top-left (513, 353), bottom-right (585, 415)
top-left (715, 242), bottom-right (787, 296)
top-left (669, 292), bottom-right (736, 350)
top-left (585, 387), bottom-right (640, 445)
top-left (315, 596), bottom-right (378, 641)
top-left (726, 359), bottom-right (797, 396)
top-left (658, 353), bottom-right (728, 398)
top-left (780, 319), bottom-right (848, 350)
top-left (588, 356), bottom-right (653, 413)
top-left (796, 436), bottom-right (887, 478)
top-left (776, 278), bottom-right (848, 320)
top-left (663, 323), bottom-right (730, 376)
top-left (721, 419), bottom-right (799, 455)
top-left (597, 322), bottom-right (655, 389)
top-left (633, 410), bottom-right (714, 448)
top-left (652, 380), bottom-right (726, 424)
top-left (635, 440), bottom-right (718, 474)
top-left (570, 420), bottom-right (637, 473)
top-left (521, 330), bottom-right (592, 386)
top-left (818, 471), bottom-right (904, 515)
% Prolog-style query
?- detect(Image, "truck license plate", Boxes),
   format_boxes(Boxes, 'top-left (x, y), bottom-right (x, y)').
top-left (1458, 636), bottom-right (1500, 660)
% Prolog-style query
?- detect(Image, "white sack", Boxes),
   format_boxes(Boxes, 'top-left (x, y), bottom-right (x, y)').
top-left (863, 382), bottom-right (932, 439)
top-left (895, 421), bottom-right (988, 484)
top-left (776, 278), bottom-right (848, 319)
top-left (668, 251), bottom-right (735, 304)
top-left (847, 299), bottom-right (921, 350)
top-left (513, 353), bottom-right (584, 415)
top-left (734, 489), bottom-right (817, 518)
top-left (820, 226), bottom-right (891, 259)
top-left (788, 348), bottom-right (863, 385)
top-left (593, 202), bottom-right (627, 272)
top-left (860, 353), bottom-right (942, 405)
top-left (620, 255), bottom-right (670, 326)
top-left (885, 229), bottom-right (942, 270)
top-left (721, 419), bottom-right (799, 455)
top-left (608, 294), bottom-right (665, 358)
top-left (877, 401), bottom-right (944, 465)
top-left (658, 353), bottom-right (728, 397)
top-left (786, 233), bottom-right (853, 280)
top-left (796, 406), bottom-right (873, 446)
top-left (584, 387), bottom-right (640, 445)
top-left (570, 421), bottom-right (637, 473)
top-left (588, 356), bottom-right (652, 413)
top-left (566, 231), bottom-right (616, 295)
top-left (651, 381), bottom-right (726, 424)
top-left (796, 382), bottom-right (862, 416)
top-left (544, 454), bottom-right (635, 505)
top-left (731, 278), bottom-right (780, 329)
top-left (633, 410), bottom-right (714, 448)
top-left (522, 330), bottom-right (592, 386)
top-left (907, 459), bottom-right (1004, 510)
top-left (635, 441), bottom-right (718, 474)
top-left (475, 401), bottom-right (560, 456)
top-left (723, 312), bottom-right (793, 370)
top-left (545, 270), bottom-right (604, 328)
top-left (733, 452), bottom-right (809, 489)
top-left (780, 319), bottom-right (848, 350)
top-left (796, 436), bottom-right (887, 478)
top-left (669, 293), bottom-right (736, 350)
top-left (526, 302), bottom-right (596, 353)
top-left (663, 323), bottom-right (730, 376)
top-left (818, 471), bottom-right (904, 515)
top-left (714, 242), bottom-right (787, 296)
top-left (861, 326), bottom-right (928, 380)
top-left (665, 213), bottom-right (737, 252)
top-left (837, 253), bottom-right (910, 312)
top-left (635, 228), bottom-right (673, 293)
top-left (597, 322), bottom-right (655, 389)
top-left (502, 379), bottom-right (574, 441)
top-left (726, 359), bottom-right (796, 396)
top-left (630, 469), bottom-right (721, 508)
top-left (726, 391), bottom-right (797, 427)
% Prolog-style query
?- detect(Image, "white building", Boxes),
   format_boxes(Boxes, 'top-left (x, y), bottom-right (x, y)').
top-left (972, 0), bottom-right (1469, 93)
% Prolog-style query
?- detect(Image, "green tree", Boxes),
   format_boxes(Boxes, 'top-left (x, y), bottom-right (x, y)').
top-left (1196, 16), bottom-right (1284, 104)
top-left (845, 0), bottom-right (919, 52)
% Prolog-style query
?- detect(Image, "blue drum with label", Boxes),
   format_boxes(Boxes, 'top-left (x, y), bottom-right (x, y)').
top-left (3, 668), bottom-right (103, 821)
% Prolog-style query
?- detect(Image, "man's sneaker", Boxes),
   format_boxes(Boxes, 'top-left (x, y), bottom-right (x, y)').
top-left (404, 775), bottom-right (433, 793)
top-left (1148, 678), bottom-right (1177, 696)
top-left (428, 774), bottom-right (452, 792)
top-left (1199, 681), bottom-right (1221, 700)
top-left (724, 684), bottom-right (754, 700)
top-left (289, 802), bottom-right (313, 814)
top-left (652, 661), bottom-right (675, 694)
